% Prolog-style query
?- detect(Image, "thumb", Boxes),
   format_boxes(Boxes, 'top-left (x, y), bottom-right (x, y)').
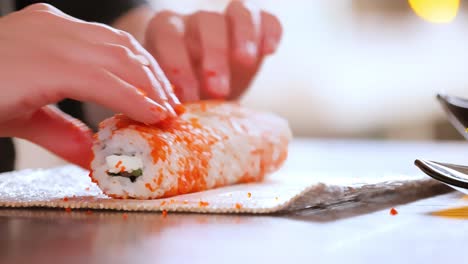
top-left (5, 106), bottom-right (94, 170)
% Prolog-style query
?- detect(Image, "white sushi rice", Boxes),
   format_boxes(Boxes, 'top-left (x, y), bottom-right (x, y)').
top-left (90, 103), bottom-right (292, 199)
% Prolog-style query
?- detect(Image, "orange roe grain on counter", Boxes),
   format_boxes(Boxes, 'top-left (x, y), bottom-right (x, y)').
top-left (235, 203), bottom-right (243, 209)
top-left (122, 213), bottom-right (128, 220)
top-left (162, 210), bottom-right (168, 218)
top-left (199, 201), bottom-right (209, 207)
top-left (65, 208), bottom-right (72, 213)
top-left (390, 208), bottom-right (398, 215)
top-left (115, 160), bottom-right (122, 168)
top-left (86, 210), bottom-right (93, 215)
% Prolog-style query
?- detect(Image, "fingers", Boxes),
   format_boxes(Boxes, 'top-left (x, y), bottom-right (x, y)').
top-left (22, 6), bottom-right (181, 113)
top-left (145, 11), bottom-right (200, 102)
top-left (3, 106), bottom-right (93, 169)
top-left (77, 24), bottom-right (182, 109)
top-left (224, 2), bottom-right (283, 99)
top-left (260, 11), bottom-right (282, 55)
top-left (226, 1), bottom-right (261, 67)
top-left (64, 67), bottom-right (170, 124)
top-left (186, 11), bottom-right (230, 99)
top-left (225, 1), bottom-right (262, 99)
top-left (84, 43), bottom-right (163, 104)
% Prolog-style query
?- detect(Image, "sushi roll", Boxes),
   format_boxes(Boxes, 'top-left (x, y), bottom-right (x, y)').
top-left (90, 101), bottom-right (291, 199)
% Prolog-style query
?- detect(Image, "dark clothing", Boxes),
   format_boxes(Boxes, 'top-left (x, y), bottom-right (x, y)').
top-left (15, 0), bottom-right (147, 25)
top-left (0, 0), bottom-right (147, 172)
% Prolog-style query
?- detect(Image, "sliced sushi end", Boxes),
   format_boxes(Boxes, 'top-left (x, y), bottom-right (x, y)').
top-left (105, 155), bottom-right (143, 182)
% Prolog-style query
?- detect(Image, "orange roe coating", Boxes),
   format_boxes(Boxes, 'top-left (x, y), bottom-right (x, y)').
top-left (390, 208), bottom-right (398, 215)
top-left (160, 201), bottom-right (167, 206)
top-left (115, 160), bottom-right (122, 168)
top-left (199, 201), bottom-right (209, 207)
top-left (235, 203), bottom-right (242, 209)
top-left (63, 197), bottom-right (69, 202)
top-left (88, 146), bottom-right (95, 173)
top-left (93, 101), bottom-right (290, 199)
top-left (145, 183), bottom-right (156, 192)
top-left (247, 192), bottom-right (252, 198)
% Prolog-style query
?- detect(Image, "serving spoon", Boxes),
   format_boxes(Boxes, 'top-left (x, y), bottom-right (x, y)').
top-left (415, 94), bottom-right (468, 193)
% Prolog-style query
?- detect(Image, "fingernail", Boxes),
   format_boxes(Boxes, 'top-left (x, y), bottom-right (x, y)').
top-left (169, 93), bottom-right (182, 106)
top-left (163, 101), bottom-right (177, 117)
top-left (263, 37), bottom-right (279, 55)
top-left (136, 87), bottom-right (147, 97)
top-left (135, 55), bottom-right (150, 66)
top-left (145, 97), bottom-right (168, 123)
top-left (206, 74), bottom-right (229, 98)
top-left (236, 41), bottom-right (258, 65)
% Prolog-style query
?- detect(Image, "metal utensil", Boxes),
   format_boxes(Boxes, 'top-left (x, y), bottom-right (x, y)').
top-left (414, 94), bottom-right (468, 193)
top-left (436, 93), bottom-right (468, 139)
top-left (415, 159), bottom-right (468, 194)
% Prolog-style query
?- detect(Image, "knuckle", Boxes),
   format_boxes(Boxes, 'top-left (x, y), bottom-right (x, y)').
top-left (149, 11), bottom-right (181, 30)
top-left (103, 44), bottom-right (133, 63)
top-left (117, 30), bottom-right (138, 47)
top-left (115, 46), bottom-right (133, 61)
top-left (269, 13), bottom-right (282, 33)
top-left (153, 10), bottom-right (177, 21)
top-left (26, 3), bottom-right (55, 12)
top-left (194, 10), bottom-right (223, 21)
top-left (25, 10), bottom-right (58, 21)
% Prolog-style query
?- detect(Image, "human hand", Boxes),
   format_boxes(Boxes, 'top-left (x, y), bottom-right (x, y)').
top-left (144, 0), bottom-right (282, 102)
top-left (0, 4), bottom-right (180, 169)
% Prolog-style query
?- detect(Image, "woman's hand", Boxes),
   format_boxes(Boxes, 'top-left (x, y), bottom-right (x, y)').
top-left (0, 4), bottom-right (180, 169)
top-left (144, 0), bottom-right (282, 102)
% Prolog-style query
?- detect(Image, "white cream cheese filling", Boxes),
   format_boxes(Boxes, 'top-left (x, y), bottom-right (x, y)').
top-left (106, 155), bottom-right (143, 174)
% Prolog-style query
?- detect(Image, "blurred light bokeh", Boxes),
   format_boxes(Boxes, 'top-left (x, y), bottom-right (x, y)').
top-left (150, 0), bottom-right (468, 139)
top-left (15, 0), bottom-right (468, 169)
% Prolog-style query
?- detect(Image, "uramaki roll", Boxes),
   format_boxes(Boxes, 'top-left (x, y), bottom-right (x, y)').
top-left (90, 101), bottom-right (291, 199)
